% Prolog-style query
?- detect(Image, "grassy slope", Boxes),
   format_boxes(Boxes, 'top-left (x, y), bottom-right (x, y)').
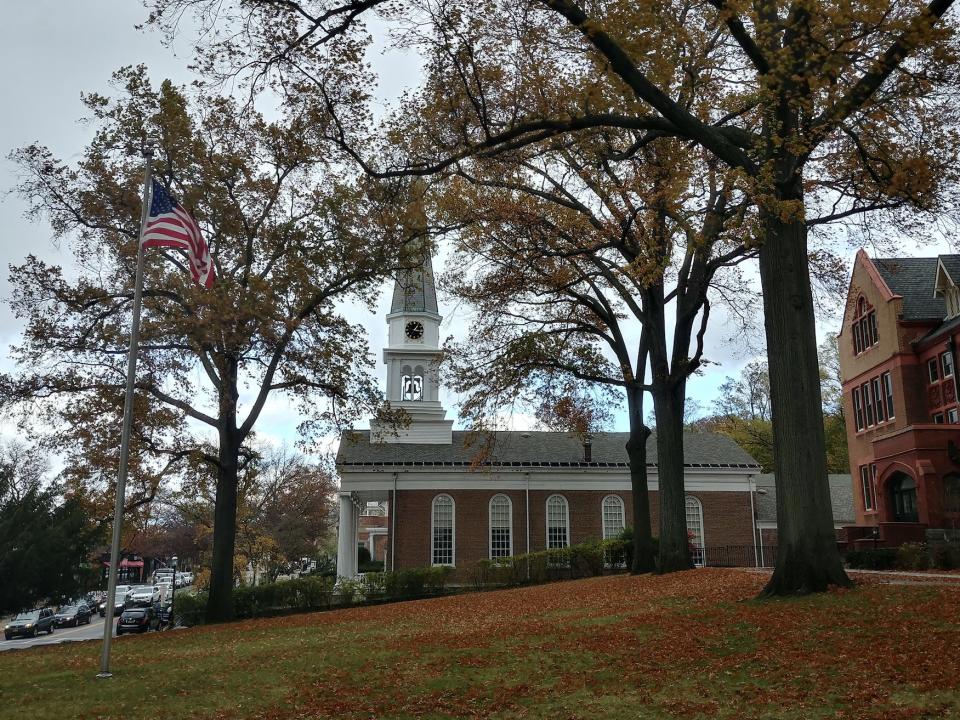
top-left (1, 569), bottom-right (958, 720)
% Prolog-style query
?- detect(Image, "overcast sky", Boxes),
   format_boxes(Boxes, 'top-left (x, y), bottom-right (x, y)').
top-left (0, 1), bottom-right (954, 453)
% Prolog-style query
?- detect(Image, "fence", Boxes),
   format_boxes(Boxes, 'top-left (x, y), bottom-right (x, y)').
top-left (697, 544), bottom-right (777, 568)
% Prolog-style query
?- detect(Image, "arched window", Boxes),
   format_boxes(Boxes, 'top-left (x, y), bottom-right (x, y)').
top-left (602, 495), bottom-right (625, 540)
top-left (431, 494), bottom-right (455, 566)
top-left (945, 474), bottom-right (960, 514)
top-left (685, 496), bottom-right (705, 567)
top-left (546, 495), bottom-right (570, 549)
top-left (890, 473), bottom-right (918, 523)
top-left (489, 494), bottom-right (513, 559)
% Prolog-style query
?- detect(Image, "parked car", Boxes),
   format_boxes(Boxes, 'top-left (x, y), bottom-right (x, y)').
top-left (4, 609), bottom-right (55, 640)
top-left (157, 581), bottom-right (173, 601)
top-left (153, 568), bottom-right (174, 584)
top-left (54, 604), bottom-right (92, 627)
top-left (128, 585), bottom-right (160, 605)
top-left (104, 585), bottom-right (133, 616)
top-left (178, 572), bottom-right (193, 587)
top-left (116, 606), bottom-right (158, 635)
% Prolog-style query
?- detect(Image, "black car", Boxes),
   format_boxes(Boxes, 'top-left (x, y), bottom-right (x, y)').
top-left (116, 606), bottom-right (158, 635)
top-left (4, 609), bottom-right (55, 640)
top-left (54, 604), bottom-right (92, 627)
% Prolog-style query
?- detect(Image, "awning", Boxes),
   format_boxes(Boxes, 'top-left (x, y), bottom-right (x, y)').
top-left (102, 559), bottom-right (145, 568)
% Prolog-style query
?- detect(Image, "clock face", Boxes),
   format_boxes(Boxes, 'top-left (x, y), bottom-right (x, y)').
top-left (405, 321), bottom-right (424, 340)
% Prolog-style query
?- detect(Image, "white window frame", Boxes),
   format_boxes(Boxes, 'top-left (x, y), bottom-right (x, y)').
top-left (488, 494), bottom-right (513, 560)
top-left (685, 495), bottom-right (706, 567)
top-left (882, 372), bottom-right (895, 419)
top-left (601, 495), bottom-right (626, 540)
top-left (853, 387), bottom-right (864, 431)
top-left (929, 357), bottom-right (940, 383)
top-left (431, 494), bottom-right (455, 567)
top-left (943, 352), bottom-right (955, 378)
top-left (545, 494), bottom-right (570, 550)
top-left (948, 408), bottom-right (959, 424)
top-left (861, 466), bottom-right (874, 511)
top-left (871, 376), bottom-right (885, 423)
top-left (933, 412), bottom-right (946, 424)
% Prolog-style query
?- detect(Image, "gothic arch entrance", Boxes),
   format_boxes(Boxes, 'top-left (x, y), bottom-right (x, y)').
top-left (889, 472), bottom-right (918, 523)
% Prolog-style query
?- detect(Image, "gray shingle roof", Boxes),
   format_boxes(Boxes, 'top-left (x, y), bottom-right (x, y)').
top-left (337, 430), bottom-right (760, 469)
top-left (390, 253), bottom-right (439, 314)
top-left (754, 474), bottom-right (855, 526)
top-left (873, 257), bottom-right (945, 320)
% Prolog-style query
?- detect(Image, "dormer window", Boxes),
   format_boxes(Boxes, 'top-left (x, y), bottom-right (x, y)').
top-left (852, 296), bottom-right (878, 355)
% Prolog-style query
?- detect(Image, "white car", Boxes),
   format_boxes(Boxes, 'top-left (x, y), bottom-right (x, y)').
top-left (128, 585), bottom-right (160, 604)
top-left (157, 582), bottom-right (173, 601)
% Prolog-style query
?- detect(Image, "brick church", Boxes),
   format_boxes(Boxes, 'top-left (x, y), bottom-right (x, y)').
top-left (335, 255), bottom-right (767, 579)
top-left (839, 250), bottom-right (960, 548)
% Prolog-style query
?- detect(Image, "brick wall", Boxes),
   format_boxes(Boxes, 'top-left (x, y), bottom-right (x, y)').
top-left (389, 488), bottom-right (755, 576)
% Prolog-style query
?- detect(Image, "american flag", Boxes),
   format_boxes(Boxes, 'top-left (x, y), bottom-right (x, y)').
top-left (141, 180), bottom-right (215, 288)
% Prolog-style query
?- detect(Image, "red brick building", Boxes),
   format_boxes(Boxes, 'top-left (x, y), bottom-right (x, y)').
top-left (335, 253), bottom-right (765, 579)
top-left (839, 250), bottom-right (960, 548)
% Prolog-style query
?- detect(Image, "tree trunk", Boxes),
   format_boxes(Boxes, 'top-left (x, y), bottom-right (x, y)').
top-left (206, 360), bottom-right (242, 623)
top-left (758, 173), bottom-right (852, 596)
top-left (651, 381), bottom-right (692, 573)
top-left (625, 384), bottom-right (656, 573)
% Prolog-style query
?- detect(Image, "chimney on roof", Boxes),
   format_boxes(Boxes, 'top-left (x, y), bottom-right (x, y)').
top-left (583, 435), bottom-right (592, 462)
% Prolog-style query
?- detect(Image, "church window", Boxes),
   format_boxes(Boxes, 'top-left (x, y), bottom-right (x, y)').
top-left (601, 495), bottom-right (625, 539)
top-left (489, 494), bottom-right (512, 559)
top-left (685, 496), bottom-right (705, 567)
top-left (546, 495), bottom-right (569, 550)
top-left (853, 387), bottom-right (864, 431)
top-left (431, 494), bottom-right (454, 566)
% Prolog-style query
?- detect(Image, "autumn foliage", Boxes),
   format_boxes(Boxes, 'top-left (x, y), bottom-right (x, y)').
top-left (4, 570), bottom-right (960, 718)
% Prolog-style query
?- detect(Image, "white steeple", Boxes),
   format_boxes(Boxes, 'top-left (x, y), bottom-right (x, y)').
top-left (370, 249), bottom-right (453, 444)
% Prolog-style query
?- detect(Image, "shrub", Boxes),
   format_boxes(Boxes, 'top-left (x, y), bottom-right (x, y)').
top-left (845, 548), bottom-right (897, 570)
top-left (932, 544), bottom-right (960, 570)
top-left (173, 591), bottom-right (206, 626)
top-left (896, 542), bottom-right (931, 571)
top-left (359, 560), bottom-right (384, 573)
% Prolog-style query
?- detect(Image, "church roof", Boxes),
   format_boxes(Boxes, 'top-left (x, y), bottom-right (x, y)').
top-left (872, 256), bottom-right (945, 321)
top-left (390, 253), bottom-right (439, 314)
top-left (337, 430), bottom-right (760, 469)
top-left (753, 474), bottom-right (855, 526)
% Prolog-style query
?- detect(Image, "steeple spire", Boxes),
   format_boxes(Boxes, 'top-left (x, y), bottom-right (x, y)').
top-left (390, 251), bottom-right (439, 314)
top-left (372, 245), bottom-right (452, 444)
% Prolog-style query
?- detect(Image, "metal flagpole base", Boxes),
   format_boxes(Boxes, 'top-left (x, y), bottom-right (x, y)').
top-left (95, 672), bottom-right (113, 679)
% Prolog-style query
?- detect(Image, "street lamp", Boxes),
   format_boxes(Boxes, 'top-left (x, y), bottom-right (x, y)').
top-left (170, 555), bottom-right (177, 629)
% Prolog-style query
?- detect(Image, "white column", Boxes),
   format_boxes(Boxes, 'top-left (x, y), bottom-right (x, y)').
top-left (352, 502), bottom-right (360, 574)
top-left (336, 493), bottom-right (354, 578)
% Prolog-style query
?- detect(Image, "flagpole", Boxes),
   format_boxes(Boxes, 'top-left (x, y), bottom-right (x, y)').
top-left (97, 148), bottom-right (153, 679)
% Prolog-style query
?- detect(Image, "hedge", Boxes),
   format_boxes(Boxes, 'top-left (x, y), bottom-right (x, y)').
top-left (468, 538), bottom-right (632, 590)
top-left (176, 566), bottom-right (456, 626)
top-left (845, 542), bottom-right (960, 571)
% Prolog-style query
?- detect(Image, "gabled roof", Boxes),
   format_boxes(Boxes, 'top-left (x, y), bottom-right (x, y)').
top-left (939, 255), bottom-right (960, 285)
top-left (390, 253), bottom-right (439, 314)
top-left (872, 257), bottom-right (946, 320)
top-left (754, 474), bottom-right (855, 526)
top-left (337, 430), bottom-right (760, 469)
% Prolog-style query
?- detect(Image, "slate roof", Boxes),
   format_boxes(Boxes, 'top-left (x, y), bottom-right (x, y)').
top-left (390, 253), bottom-right (439, 314)
top-left (873, 257), bottom-right (945, 320)
top-left (754, 474), bottom-right (855, 526)
top-left (337, 430), bottom-right (760, 469)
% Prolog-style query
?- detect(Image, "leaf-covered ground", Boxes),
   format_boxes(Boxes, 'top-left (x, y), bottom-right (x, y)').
top-left (2, 569), bottom-right (959, 719)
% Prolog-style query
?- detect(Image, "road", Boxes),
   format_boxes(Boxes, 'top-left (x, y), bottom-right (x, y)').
top-left (1, 615), bottom-right (115, 652)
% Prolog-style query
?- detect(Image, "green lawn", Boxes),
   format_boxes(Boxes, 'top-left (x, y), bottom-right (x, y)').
top-left (1, 569), bottom-right (958, 719)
